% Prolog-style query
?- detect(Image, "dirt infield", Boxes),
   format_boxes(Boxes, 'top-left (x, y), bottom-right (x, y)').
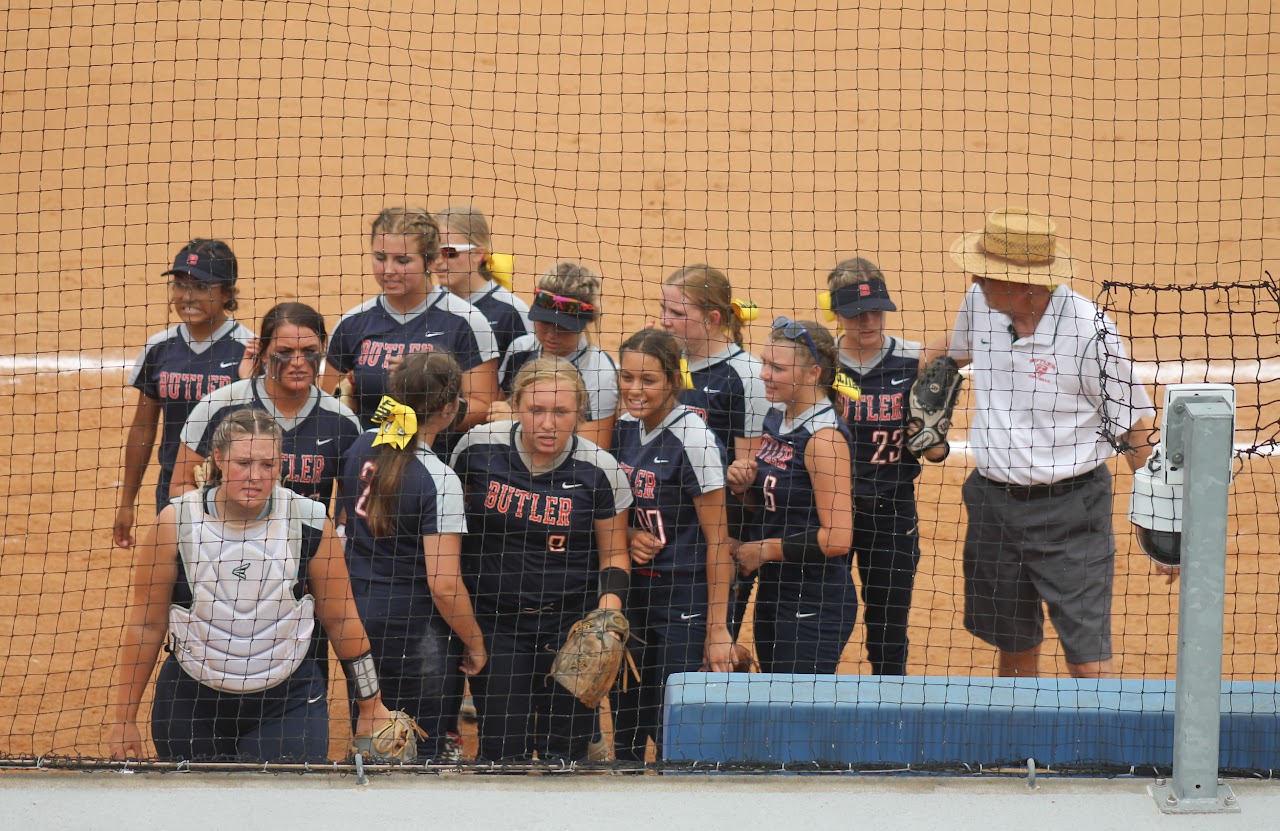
top-left (1, 1), bottom-right (1277, 761)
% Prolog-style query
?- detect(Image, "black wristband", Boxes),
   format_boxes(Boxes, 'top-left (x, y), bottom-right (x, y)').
top-left (450, 397), bottom-right (470, 430)
top-left (340, 651), bottom-right (381, 701)
top-left (598, 566), bottom-right (630, 601)
top-left (781, 530), bottom-right (828, 565)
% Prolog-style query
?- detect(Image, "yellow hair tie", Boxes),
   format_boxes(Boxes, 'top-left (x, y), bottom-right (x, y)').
top-left (679, 357), bottom-right (694, 390)
top-left (730, 298), bottom-right (760, 323)
top-left (833, 370), bottom-right (861, 401)
top-left (817, 291), bottom-right (837, 323)
top-left (370, 395), bottom-right (418, 450)
top-left (487, 253), bottom-right (515, 291)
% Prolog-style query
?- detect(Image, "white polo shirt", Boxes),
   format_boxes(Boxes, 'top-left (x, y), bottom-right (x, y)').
top-left (948, 283), bottom-right (1154, 486)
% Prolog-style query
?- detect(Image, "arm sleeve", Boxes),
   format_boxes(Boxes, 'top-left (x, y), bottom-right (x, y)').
top-left (947, 285), bottom-right (977, 361)
top-left (179, 393), bottom-right (221, 454)
top-left (423, 466), bottom-right (468, 536)
top-left (593, 451), bottom-right (635, 519)
top-left (326, 317), bottom-right (358, 375)
top-left (680, 424), bottom-right (727, 497)
top-left (586, 355), bottom-right (619, 422)
top-left (128, 344), bottom-right (157, 397)
top-left (740, 371), bottom-right (771, 439)
top-left (455, 312), bottom-right (500, 371)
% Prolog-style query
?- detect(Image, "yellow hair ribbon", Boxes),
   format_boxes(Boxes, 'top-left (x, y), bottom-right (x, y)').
top-left (818, 291), bottom-right (836, 323)
top-left (486, 253), bottom-right (515, 291)
top-left (833, 370), bottom-right (861, 401)
top-left (370, 395), bottom-right (418, 450)
top-left (730, 298), bottom-right (760, 323)
top-left (679, 357), bottom-right (694, 390)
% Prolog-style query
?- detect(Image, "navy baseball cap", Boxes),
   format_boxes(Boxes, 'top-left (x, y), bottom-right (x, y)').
top-left (162, 240), bottom-right (238, 286)
top-left (830, 279), bottom-right (897, 317)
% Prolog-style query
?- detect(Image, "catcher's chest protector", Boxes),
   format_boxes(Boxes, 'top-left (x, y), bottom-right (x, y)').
top-left (168, 488), bottom-right (318, 693)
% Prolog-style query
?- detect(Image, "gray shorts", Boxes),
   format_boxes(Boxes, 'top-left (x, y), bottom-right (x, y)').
top-left (961, 467), bottom-right (1116, 665)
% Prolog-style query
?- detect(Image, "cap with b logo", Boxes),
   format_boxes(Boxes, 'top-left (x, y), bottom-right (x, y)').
top-left (829, 278), bottom-right (897, 318)
top-left (162, 240), bottom-right (238, 286)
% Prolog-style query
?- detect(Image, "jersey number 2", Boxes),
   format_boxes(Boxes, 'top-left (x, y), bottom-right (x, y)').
top-left (353, 460), bottom-right (376, 518)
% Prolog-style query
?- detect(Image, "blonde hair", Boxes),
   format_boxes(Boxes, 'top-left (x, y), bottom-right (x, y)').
top-left (536, 261), bottom-right (603, 339)
top-left (510, 355), bottom-right (589, 422)
top-left (664, 264), bottom-right (744, 346)
top-left (205, 409), bottom-right (282, 492)
top-left (826, 257), bottom-right (886, 291)
top-left (538, 261), bottom-right (601, 307)
top-left (370, 207), bottom-right (441, 263)
top-left (434, 205), bottom-right (494, 280)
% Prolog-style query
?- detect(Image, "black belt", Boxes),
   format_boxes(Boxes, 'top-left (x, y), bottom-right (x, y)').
top-left (978, 466), bottom-right (1102, 501)
top-left (852, 495), bottom-right (878, 513)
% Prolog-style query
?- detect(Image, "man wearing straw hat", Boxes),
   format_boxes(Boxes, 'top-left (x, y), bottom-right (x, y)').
top-left (938, 207), bottom-right (1156, 679)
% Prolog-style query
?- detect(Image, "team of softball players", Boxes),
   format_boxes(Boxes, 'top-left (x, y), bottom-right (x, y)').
top-left (107, 207), bottom-right (944, 763)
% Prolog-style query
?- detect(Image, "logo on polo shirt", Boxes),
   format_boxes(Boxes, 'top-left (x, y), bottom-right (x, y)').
top-left (1030, 358), bottom-right (1056, 382)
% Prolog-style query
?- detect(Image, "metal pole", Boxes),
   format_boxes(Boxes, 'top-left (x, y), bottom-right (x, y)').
top-left (1152, 396), bottom-right (1238, 813)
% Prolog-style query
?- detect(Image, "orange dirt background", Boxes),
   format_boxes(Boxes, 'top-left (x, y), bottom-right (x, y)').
top-left (0, 0), bottom-right (1278, 761)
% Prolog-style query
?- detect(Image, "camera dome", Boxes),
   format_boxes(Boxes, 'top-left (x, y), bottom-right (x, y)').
top-left (1135, 526), bottom-right (1182, 567)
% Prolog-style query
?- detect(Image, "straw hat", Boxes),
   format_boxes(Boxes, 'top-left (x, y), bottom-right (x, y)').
top-left (948, 207), bottom-right (1074, 285)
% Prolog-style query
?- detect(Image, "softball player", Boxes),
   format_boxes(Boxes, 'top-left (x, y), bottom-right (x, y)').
top-left (825, 259), bottom-right (948, 676)
top-left (105, 409), bottom-right (395, 761)
top-left (659, 264), bottom-right (769, 465)
top-left (659, 264), bottom-right (769, 659)
top-left (322, 207), bottom-right (500, 436)
top-left (114, 239), bottom-right (253, 549)
top-left (339, 351), bottom-right (486, 761)
top-left (496, 262), bottom-right (618, 449)
top-left (728, 318), bottom-right (857, 674)
top-left (451, 355), bottom-right (632, 763)
top-left (610, 329), bottom-right (735, 762)
top-left (170, 302), bottom-right (361, 509)
top-left (432, 205), bottom-right (530, 359)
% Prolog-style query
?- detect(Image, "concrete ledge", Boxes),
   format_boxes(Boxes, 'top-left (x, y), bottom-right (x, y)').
top-left (3, 770), bottom-right (1279, 831)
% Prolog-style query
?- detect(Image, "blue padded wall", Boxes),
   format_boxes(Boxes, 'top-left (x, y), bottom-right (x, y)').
top-left (662, 675), bottom-right (1280, 768)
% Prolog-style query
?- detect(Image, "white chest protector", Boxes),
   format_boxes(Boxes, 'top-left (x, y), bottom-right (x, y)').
top-left (168, 487), bottom-right (324, 694)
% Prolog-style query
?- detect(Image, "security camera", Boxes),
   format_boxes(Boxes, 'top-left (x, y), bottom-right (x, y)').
top-left (1129, 383), bottom-right (1236, 567)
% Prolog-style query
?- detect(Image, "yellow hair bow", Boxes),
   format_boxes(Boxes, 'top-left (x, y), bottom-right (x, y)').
top-left (679, 357), bottom-right (694, 390)
top-left (371, 395), bottom-right (418, 450)
top-left (730, 298), bottom-right (760, 323)
top-left (817, 291), bottom-right (837, 323)
top-left (487, 253), bottom-right (515, 291)
top-left (833, 370), bottom-right (861, 401)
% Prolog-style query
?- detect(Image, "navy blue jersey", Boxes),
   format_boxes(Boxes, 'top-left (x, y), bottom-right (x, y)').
top-left (179, 378), bottom-right (363, 510)
top-left (749, 403), bottom-right (854, 543)
top-left (327, 288), bottom-right (499, 428)
top-left (679, 346), bottom-right (770, 466)
top-left (612, 407), bottom-right (726, 574)
top-left (499, 335), bottom-right (619, 422)
top-left (128, 319), bottom-right (254, 511)
top-left (465, 281), bottom-right (530, 359)
top-left (338, 431), bottom-right (467, 595)
top-left (450, 422), bottom-right (633, 610)
top-left (835, 336), bottom-right (923, 496)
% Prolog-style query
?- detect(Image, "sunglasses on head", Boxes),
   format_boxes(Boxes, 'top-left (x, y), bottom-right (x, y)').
top-left (438, 243), bottom-right (477, 260)
top-left (534, 290), bottom-right (596, 318)
top-left (771, 316), bottom-right (822, 365)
